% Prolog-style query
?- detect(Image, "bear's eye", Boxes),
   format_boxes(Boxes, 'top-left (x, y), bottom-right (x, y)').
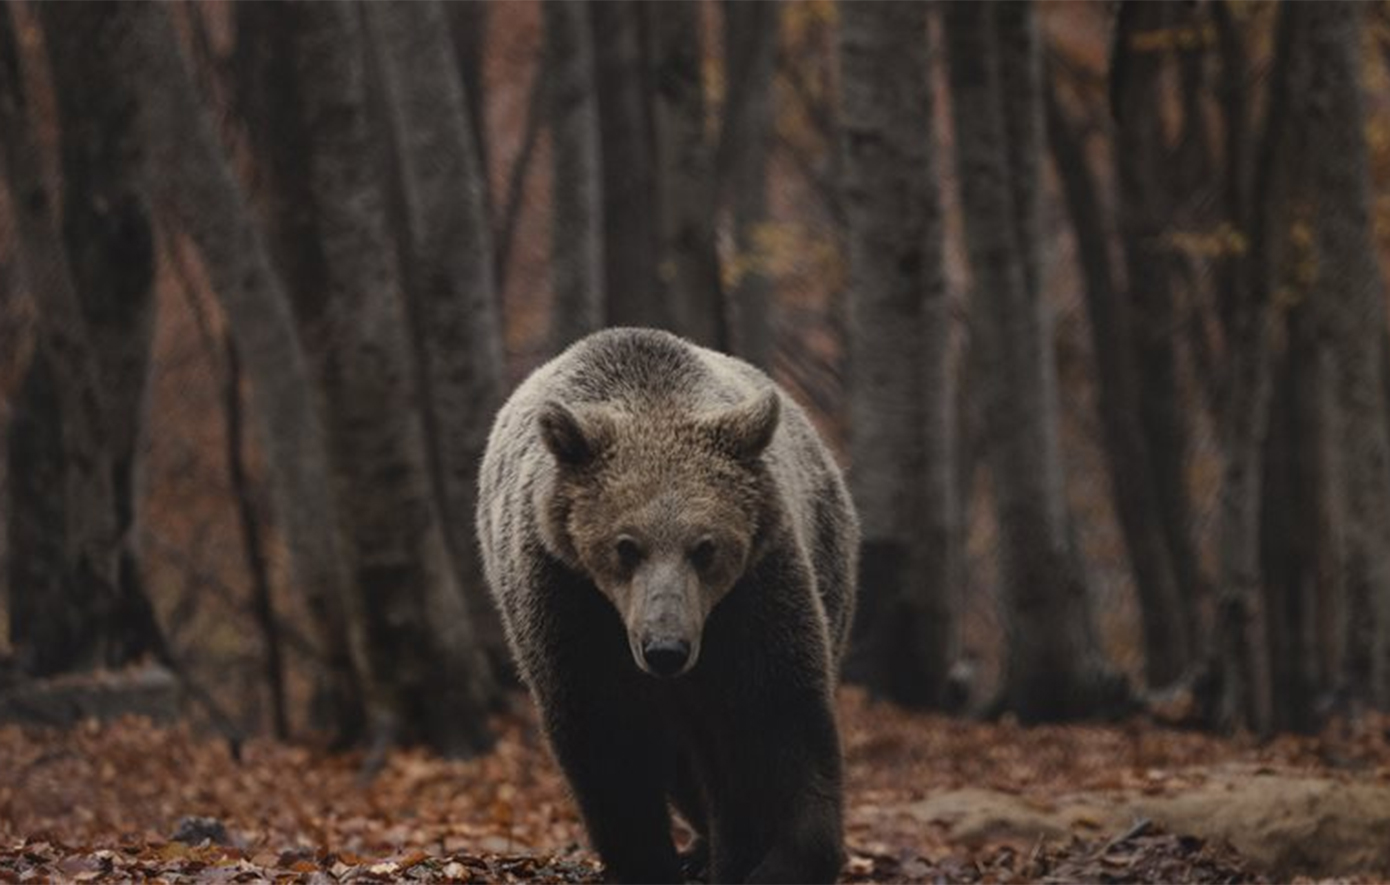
top-left (690, 538), bottom-right (717, 571)
top-left (614, 536), bottom-right (644, 570)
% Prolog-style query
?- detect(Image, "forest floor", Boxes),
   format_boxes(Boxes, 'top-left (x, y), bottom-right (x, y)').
top-left (2, 688), bottom-right (1389, 883)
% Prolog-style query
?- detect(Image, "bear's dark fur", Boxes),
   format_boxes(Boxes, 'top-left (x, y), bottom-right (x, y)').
top-left (477, 328), bottom-right (858, 883)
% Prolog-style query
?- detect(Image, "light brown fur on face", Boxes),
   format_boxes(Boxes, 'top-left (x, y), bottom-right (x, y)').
top-left (545, 403), bottom-right (772, 676)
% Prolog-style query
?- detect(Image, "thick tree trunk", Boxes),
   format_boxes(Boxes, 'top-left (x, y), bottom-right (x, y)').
top-left (239, 3), bottom-right (498, 755)
top-left (1, 2), bottom-right (164, 675)
top-left (838, 1), bottom-right (956, 708)
top-left (543, 0), bottom-right (604, 350)
top-left (1298, 1), bottom-right (1390, 709)
top-left (718, 0), bottom-right (779, 370)
top-left (364, 0), bottom-right (510, 699)
top-left (945, 0), bottom-right (1124, 722)
top-left (647, 0), bottom-right (724, 348)
top-left (591, 0), bottom-right (666, 329)
top-left (1210, 0), bottom-right (1250, 377)
top-left (1046, 78), bottom-right (1192, 690)
top-left (1260, 298), bottom-right (1337, 733)
top-left (221, 335), bottom-right (288, 739)
top-left (1212, 3), bottom-right (1308, 735)
top-left (98, 0), bottom-right (365, 739)
top-left (40, 2), bottom-right (162, 650)
top-left (1111, 2), bottom-right (1203, 660)
top-left (1215, 308), bottom-right (1276, 735)
top-left (443, 2), bottom-right (493, 240)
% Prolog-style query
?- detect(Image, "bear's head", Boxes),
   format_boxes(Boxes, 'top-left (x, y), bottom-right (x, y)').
top-left (536, 389), bottom-right (780, 678)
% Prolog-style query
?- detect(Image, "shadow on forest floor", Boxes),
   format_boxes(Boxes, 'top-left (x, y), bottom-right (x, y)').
top-left (1, 688), bottom-right (1388, 882)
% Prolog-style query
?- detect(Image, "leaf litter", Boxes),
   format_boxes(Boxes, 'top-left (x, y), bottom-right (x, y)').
top-left (3, 688), bottom-right (1388, 882)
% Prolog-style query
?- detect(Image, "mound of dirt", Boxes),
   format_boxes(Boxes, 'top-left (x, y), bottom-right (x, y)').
top-left (905, 765), bottom-right (1390, 880)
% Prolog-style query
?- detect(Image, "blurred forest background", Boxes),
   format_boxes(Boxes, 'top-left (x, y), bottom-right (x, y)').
top-left (3, 0), bottom-right (1390, 761)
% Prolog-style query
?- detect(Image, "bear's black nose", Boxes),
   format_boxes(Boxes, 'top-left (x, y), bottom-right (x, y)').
top-left (642, 638), bottom-right (691, 677)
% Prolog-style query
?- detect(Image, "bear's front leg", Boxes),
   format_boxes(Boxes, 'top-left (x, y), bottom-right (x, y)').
top-left (743, 785), bottom-right (843, 885)
top-left (707, 692), bottom-right (845, 884)
top-left (538, 691), bottom-right (683, 884)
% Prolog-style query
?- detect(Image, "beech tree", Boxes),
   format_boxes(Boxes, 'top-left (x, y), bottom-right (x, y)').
top-left (543, 0), bottom-right (604, 350)
top-left (78, 0), bottom-right (368, 738)
top-left (945, 0), bottom-right (1125, 721)
top-left (839, 1), bottom-right (956, 708)
top-left (590, 1), bottom-right (665, 330)
top-left (1212, 3), bottom-right (1302, 736)
top-left (365, 0), bottom-right (511, 689)
top-left (239, 2), bottom-right (498, 755)
top-left (1111, 1), bottom-right (1203, 665)
top-left (1296, 1), bottom-right (1390, 710)
top-left (647, 0), bottom-right (725, 348)
top-left (718, 1), bottom-right (779, 369)
top-left (1046, 5), bottom-right (1196, 689)
top-left (1, 2), bottom-right (165, 675)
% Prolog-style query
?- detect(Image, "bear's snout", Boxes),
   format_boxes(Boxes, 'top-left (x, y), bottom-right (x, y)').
top-left (640, 637), bottom-right (691, 678)
top-left (625, 557), bottom-right (703, 678)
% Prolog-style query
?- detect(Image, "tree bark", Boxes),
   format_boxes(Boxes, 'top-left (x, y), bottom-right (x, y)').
top-left (647, 0), bottom-right (724, 348)
top-left (305, 3), bottom-right (496, 747)
top-left (1, 2), bottom-right (165, 675)
top-left (718, 0), bottom-right (779, 370)
top-left (443, 1), bottom-right (493, 241)
top-left (838, 0), bottom-right (956, 708)
top-left (591, 0), bottom-right (666, 329)
top-left (1298, 1), bottom-right (1390, 709)
top-left (1045, 76), bottom-right (1192, 690)
top-left (1210, 0), bottom-right (1249, 376)
top-left (492, 61), bottom-right (547, 298)
top-left (543, 0), bottom-right (605, 350)
top-left (945, 0), bottom-right (1125, 721)
top-left (223, 334), bottom-right (288, 739)
top-left (1259, 296), bottom-right (1337, 732)
top-left (364, 0), bottom-right (511, 698)
top-left (92, 0), bottom-right (365, 739)
top-left (1111, 2), bottom-right (1203, 659)
top-left (242, 2), bottom-right (497, 755)
top-left (1212, 2), bottom-right (1308, 735)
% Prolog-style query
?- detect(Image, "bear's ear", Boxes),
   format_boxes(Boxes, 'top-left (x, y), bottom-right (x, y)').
top-left (706, 388), bottom-right (780, 461)
top-left (538, 400), bottom-right (607, 467)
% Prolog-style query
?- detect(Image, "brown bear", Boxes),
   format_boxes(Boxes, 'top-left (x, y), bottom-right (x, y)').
top-left (476, 328), bottom-right (858, 883)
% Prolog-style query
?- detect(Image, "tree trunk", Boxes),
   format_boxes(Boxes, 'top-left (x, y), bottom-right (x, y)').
top-left (443, 2), bottom-right (493, 242)
top-left (215, 331), bottom-right (289, 739)
top-left (647, 0), bottom-right (724, 348)
top-left (718, 0), bottom-right (779, 370)
top-left (1212, 3), bottom-right (1308, 735)
top-left (1259, 297), bottom-right (1337, 732)
top-left (1045, 76), bottom-right (1192, 690)
top-left (363, 0), bottom-right (511, 699)
top-left (1, 2), bottom-right (165, 675)
top-left (838, 0), bottom-right (956, 708)
top-left (267, 2), bottom-right (496, 755)
top-left (543, 0), bottom-right (604, 350)
top-left (590, 0), bottom-right (666, 329)
top-left (1298, 1), bottom-right (1390, 709)
top-left (96, 0), bottom-right (365, 740)
top-left (1111, 2), bottom-right (1203, 660)
top-left (945, 0), bottom-right (1125, 722)
top-left (1210, 0), bottom-right (1250, 382)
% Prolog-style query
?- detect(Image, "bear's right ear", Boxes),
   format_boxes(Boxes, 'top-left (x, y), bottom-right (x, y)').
top-left (538, 401), bottom-right (607, 467)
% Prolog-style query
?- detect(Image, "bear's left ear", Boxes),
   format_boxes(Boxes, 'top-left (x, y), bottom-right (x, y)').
top-left (705, 388), bottom-right (780, 461)
top-left (538, 400), bottom-right (610, 468)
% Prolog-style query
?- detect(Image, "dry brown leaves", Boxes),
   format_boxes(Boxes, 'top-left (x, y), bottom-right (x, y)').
top-left (2, 688), bottom-right (1387, 882)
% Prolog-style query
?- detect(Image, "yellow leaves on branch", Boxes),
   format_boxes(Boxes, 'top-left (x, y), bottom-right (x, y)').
top-left (722, 221), bottom-right (844, 294)
top-left (1160, 223), bottom-right (1247, 260)
top-left (1126, 24), bottom-right (1217, 55)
